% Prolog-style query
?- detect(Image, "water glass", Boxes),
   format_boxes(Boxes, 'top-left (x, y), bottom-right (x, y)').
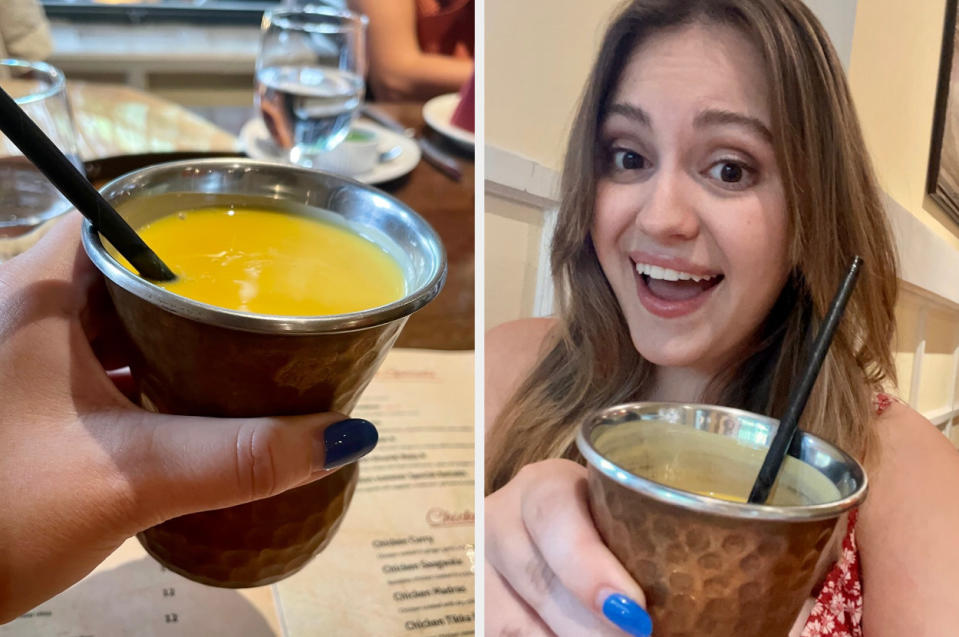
top-left (0, 59), bottom-right (80, 259)
top-left (256, 7), bottom-right (368, 167)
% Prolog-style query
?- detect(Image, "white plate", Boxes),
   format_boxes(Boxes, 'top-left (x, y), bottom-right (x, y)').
top-left (239, 118), bottom-right (421, 184)
top-left (423, 93), bottom-right (475, 150)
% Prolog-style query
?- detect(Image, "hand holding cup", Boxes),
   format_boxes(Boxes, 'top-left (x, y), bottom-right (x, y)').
top-left (485, 458), bottom-right (654, 636)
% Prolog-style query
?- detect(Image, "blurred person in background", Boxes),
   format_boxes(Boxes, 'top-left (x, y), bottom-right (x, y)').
top-left (0, 0), bottom-right (53, 61)
top-left (349, 0), bottom-right (473, 101)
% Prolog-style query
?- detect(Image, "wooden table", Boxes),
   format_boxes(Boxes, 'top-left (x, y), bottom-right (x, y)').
top-left (364, 103), bottom-right (474, 351)
top-left (68, 83), bottom-right (239, 158)
top-left (69, 84), bottom-right (474, 350)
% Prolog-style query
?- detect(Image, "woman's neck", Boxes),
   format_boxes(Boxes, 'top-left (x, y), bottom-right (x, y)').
top-left (646, 365), bottom-right (714, 403)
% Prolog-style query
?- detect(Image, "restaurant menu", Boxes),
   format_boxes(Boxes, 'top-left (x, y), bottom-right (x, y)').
top-left (2, 349), bottom-right (475, 637)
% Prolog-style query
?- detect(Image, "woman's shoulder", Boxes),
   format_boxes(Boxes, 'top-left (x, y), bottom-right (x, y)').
top-left (870, 397), bottom-right (956, 474)
top-left (864, 397), bottom-right (958, 520)
top-left (485, 318), bottom-right (557, 431)
top-left (855, 398), bottom-right (959, 633)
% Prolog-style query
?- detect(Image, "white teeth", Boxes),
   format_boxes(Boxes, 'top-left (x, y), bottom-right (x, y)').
top-left (635, 262), bottom-right (717, 282)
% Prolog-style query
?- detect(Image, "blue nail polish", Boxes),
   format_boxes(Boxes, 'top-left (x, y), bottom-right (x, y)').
top-left (320, 418), bottom-right (378, 469)
top-left (603, 593), bottom-right (653, 637)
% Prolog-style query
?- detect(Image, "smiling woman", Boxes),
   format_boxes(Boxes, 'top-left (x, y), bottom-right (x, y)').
top-left (484, 1), bottom-right (959, 636)
top-left (592, 23), bottom-right (791, 384)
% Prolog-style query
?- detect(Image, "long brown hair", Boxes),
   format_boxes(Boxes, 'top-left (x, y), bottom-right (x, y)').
top-left (486, 0), bottom-right (898, 494)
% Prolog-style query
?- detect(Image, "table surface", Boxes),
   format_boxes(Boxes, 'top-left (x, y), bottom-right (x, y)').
top-left (69, 83), bottom-right (474, 351)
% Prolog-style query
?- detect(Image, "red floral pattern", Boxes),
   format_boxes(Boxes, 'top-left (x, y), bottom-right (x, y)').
top-left (801, 393), bottom-right (894, 636)
top-left (800, 510), bottom-right (863, 636)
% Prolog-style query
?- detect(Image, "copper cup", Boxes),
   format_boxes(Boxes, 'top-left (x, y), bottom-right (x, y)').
top-left (81, 159), bottom-right (446, 587)
top-left (577, 403), bottom-right (867, 637)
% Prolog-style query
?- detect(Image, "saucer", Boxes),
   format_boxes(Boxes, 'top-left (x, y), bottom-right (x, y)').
top-left (423, 93), bottom-right (475, 151)
top-left (239, 117), bottom-right (421, 184)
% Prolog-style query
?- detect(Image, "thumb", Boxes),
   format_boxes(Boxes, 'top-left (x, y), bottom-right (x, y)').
top-left (123, 411), bottom-right (377, 525)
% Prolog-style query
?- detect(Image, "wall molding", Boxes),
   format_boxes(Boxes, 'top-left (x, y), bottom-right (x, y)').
top-left (485, 145), bottom-right (560, 317)
top-left (884, 192), bottom-right (959, 310)
top-left (485, 145), bottom-right (560, 206)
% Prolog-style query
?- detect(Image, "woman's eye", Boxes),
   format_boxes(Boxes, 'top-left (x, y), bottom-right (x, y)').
top-left (608, 148), bottom-right (648, 173)
top-left (706, 160), bottom-right (756, 189)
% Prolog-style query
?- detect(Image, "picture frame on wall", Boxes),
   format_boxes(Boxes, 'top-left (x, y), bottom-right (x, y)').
top-left (927, 0), bottom-right (959, 226)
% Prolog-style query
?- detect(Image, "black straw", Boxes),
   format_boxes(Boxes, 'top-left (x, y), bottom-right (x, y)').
top-left (747, 256), bottom-right (864, 504)
top-left (0, 85), bottom-right (175, 281)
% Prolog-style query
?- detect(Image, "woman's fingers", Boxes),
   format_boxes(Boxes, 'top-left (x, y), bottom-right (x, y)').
top-left (79, 272), bottom-right (137, 372)
top-left (486, 459), bottom-right (652, 636)
top-left (1, 213), bottom-right (98, 304)
top-left (486, 501), bottom-right (616, 634)
top-left (519, 461), bottom-right (650, 622)
top-left (108, 410), bottom-right (378, 528)
top-left (484, 562), bottom-right (553, 636)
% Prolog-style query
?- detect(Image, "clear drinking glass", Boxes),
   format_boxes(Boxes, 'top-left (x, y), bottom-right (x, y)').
top-left (0, 59), bottom-right (80, 259)
top-left (255, 7), bottom-right (368, 168)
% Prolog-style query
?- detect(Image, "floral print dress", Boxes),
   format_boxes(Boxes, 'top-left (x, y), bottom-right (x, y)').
top-left (800, 393), bottom-right (893, 636)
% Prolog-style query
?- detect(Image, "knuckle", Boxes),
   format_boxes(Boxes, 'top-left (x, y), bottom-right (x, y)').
top-left (98, 460), bottom-right (144, 530)
top-left (103, 413), bottom-right (154, 520)
top-left (514, 460), bottom-right (547, 483)
top-left (487, 564), bottom-right (552, 637)
top-left (523, 549), bottom-right (557, 598)
top-left (234, 421), bottom-right (280, 501)
top-left (522, 489), bottom-right (553, 529)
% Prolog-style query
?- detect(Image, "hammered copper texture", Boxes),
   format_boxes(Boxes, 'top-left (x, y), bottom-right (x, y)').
top-left (108, 281), bottom-right (405, 587)
top-left (588, 469), bottom-right (836, 637)
top-left (139, 464), bottom-right (358, 587)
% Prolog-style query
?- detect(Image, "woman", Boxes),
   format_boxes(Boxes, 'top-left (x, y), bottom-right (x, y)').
top-left (348, 0), bottom-right (473, 101)
top-left (485, 1), bottom-right (959, 635)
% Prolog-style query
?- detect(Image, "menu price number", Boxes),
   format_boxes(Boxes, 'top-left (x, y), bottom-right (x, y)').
top-left (162, 584), bottom-right (179, 626)
top-left (17, 610), bottom-right (52, 619)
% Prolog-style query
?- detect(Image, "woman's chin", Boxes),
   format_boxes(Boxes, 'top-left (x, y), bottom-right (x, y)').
top-left (630, 334), bottom-right (708, 370)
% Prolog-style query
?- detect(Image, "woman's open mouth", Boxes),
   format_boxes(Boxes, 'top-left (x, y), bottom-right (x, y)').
top-left (634, 261), bottom-right (724, 318)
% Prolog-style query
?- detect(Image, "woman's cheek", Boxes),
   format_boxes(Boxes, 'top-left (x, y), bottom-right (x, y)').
top-left (594, 184), bottom-right (638, 245)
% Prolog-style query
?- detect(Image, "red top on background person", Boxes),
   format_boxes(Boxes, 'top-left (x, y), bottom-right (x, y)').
top-left (450, 71), bottom-right (474, 133)
top-left (349, 0), bottom-right (474, 101)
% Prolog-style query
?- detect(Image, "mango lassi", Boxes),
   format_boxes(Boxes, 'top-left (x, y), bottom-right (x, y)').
top-left (122, 206), bottom-right (405, 316)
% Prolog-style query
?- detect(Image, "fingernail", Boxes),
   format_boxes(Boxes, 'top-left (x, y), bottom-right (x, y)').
top-left (602, 593), bottom-right (653, 637)
top-left (317, 418), bottom-right (378, 470)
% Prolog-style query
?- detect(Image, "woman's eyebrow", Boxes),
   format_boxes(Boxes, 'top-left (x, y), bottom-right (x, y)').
top-left (604, 104), bottom-right (771, 143)
top-left (605, 102), bottom-right (651, 127)
top-left (694, 109), bottom-right (772, 142)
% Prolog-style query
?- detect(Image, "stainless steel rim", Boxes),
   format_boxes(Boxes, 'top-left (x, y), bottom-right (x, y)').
top-left (576, 401), bottom-right (868, 522)
top-left (81, 158), bottom-right (446, 335)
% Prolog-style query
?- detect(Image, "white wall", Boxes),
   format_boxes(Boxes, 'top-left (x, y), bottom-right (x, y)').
top-left (485, 0), bottom-right (624, 172)
top-left (803, 0), bottom-right (858, 70)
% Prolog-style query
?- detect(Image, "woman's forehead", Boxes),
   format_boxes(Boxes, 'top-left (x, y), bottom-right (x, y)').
top-left (609, 22), bottom-right (771, 127)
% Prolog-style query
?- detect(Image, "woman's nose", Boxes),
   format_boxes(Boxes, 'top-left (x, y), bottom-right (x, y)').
top-left (635, 168), bottom-right (701, 242)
